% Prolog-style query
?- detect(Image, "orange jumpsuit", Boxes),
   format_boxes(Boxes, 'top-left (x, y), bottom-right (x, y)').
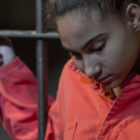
top-left (0, 57), bottom-right (52, 140)
top-left (1, 57), bottom-right (140, 140)
top-left (46, 59), bottom-right (140, 140)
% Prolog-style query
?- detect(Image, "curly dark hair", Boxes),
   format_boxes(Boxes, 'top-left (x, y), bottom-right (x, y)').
top-left (44, 0), bottom-right (140, 30)
top-left (51, 0), bottom-right (140, 18)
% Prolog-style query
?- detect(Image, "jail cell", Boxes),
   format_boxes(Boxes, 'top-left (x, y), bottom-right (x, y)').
top-left (0, 0), bottom-right (69, 139)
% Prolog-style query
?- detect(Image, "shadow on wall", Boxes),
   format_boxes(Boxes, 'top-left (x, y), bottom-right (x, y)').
top-left (0, 124), bottom-right (12, 140)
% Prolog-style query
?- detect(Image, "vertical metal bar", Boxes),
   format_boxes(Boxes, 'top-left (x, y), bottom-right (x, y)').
top-left (37, 40), bottom-right (47, 140)
top-left (36, 0), bottom-right (48, 140)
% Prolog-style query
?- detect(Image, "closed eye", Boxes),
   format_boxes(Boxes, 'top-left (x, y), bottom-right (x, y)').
top-left (86, 40), bottom-right (106, 53)
top-left (93, 41), bottom-right (105, 51)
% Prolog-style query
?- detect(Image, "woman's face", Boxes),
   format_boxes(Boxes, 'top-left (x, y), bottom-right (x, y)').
top-left (56, 10), bottom-right (140, 89)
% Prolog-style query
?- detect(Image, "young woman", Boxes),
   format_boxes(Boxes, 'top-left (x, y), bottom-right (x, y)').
top-left (45, 0), bottom-right (140, 139)
top-left (1, 0), bottom-right (140, 140)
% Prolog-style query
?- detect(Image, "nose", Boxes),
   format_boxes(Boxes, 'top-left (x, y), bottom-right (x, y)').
top-left (83, 55), bottom-right (102, 79)
top-left (85, 64), bottom-right (102, 79)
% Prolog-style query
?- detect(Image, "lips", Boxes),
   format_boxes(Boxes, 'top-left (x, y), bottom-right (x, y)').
top-left (97, 76), bottom-right (109, 82)
top-left (96, 75), bottom-right (113, 86)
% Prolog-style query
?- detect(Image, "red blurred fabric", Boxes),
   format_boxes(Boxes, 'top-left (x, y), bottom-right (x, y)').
top-left (0, 57), bottom-right (53, 140)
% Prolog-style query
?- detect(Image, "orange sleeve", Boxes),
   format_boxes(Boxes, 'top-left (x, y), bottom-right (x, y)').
top-left (0, 57), bottom-right (38, 140)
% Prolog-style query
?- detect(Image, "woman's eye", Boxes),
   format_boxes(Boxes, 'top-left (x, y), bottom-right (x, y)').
top-left (69, 51), bottom-right (82, 60)
top-left (93, 41), bottom-right (105, 51)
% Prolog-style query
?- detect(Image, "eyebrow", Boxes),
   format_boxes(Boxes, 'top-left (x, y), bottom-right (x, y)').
top-left (61, 33), bottom-right (105, 51)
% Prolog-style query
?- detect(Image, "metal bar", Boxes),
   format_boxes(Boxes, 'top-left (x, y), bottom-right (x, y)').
top-left (37, 40), bottom-right (47, 140)
top-left (36, 0), bottom-right (48, 140)
top-left (0, 30), bottom-right (59, 38)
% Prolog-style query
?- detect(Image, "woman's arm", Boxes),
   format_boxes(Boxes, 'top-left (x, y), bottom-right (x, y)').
top-left (0, 38), bottom-right (38, 140)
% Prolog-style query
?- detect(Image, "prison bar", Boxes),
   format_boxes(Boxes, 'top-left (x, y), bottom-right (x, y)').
top-left (0, 30), bottom-right (59, 38)
top-left (36, 0), bottom-right (48, 140)
top-left (0, 0), bottom-right (53, 139)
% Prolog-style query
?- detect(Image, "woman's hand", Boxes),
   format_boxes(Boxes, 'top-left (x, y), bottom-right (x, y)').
top-left (0, 37), bottom-right (16, 67)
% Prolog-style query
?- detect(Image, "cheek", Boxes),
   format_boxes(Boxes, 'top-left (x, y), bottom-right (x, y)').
top-left (101, 46), bottom-right (124, 73)
top-left (101, 41), bottom-right (127, 73)
top-left (103, 26), bottom-right (139, 73)
top-left (102, 41), bottom-right (138, 75)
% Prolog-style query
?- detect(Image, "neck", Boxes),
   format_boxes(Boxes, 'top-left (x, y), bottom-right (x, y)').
top-left (113, 86), bottom-right (121, 98)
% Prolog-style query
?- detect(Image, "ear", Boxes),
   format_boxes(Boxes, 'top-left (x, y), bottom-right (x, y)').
top-left (126, 3), bottom-right (140, 32)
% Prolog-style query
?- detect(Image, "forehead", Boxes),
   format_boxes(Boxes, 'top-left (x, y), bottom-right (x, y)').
top-left (56, 10), bottom-right (110, 50)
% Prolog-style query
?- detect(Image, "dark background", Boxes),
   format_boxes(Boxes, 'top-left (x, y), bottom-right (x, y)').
top-left (0, 0), bottom-right (69, 139)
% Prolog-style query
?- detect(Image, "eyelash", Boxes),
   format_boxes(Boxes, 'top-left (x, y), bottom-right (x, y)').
top-left (69, 40), bottom-right (106, 59)
top-left (89, 40), bottom-right (105, 53)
